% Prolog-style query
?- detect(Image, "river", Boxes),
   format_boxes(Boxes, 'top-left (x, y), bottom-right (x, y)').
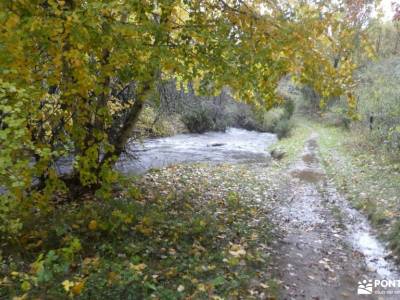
top-left (116, 127), bottom-right (278, 174)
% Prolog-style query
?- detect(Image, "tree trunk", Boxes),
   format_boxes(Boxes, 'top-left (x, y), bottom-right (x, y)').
top-left (100, 82), bottom-right (152, 168)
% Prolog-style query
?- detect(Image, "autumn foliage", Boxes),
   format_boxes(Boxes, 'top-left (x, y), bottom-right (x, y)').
top-left (0, 1), bottom-right (370, 203)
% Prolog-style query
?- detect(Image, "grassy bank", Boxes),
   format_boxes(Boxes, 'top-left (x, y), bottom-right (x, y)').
top-left (312, 121), bottom-right (400, 259)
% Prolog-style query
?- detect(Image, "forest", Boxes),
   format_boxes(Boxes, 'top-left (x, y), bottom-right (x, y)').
top-left (1, 0), bottom-right (400, 299)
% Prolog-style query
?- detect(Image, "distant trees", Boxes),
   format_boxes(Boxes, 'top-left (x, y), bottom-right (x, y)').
top-left (368, 20), bottom-right (400, 57)
top-left (364, 1), bottom-right (400, 58)
top-left (355, 57), bottom-right (400, 152)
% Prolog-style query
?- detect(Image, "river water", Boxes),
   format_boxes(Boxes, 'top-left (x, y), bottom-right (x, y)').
top-left (116, 127), bottom-right (278, 174)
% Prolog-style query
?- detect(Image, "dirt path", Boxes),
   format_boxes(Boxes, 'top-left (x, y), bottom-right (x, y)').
top-left (271, 133), bottom-right (399, 299)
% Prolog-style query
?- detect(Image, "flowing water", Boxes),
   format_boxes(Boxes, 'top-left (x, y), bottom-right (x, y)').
top-left (116, 127), bottom-right (278, 174)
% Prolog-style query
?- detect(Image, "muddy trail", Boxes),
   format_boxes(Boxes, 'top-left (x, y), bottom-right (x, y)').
top-left (271, 133), bottom-right (399, 299)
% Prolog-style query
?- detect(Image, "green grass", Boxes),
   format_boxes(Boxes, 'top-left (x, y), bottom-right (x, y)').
top-left (269, 117), bottom-right (313, 166)
top-left (313, 122), bottom-right (400, 257)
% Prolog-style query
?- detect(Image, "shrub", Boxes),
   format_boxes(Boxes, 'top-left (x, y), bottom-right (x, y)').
top-left (181, 107), bottom-right (215, 133)
top-left (352, 57), bottom-right (400, 154)
top-left (275, 118), bottom-right (293, 139)
top-left (233, 111), bottom-right (260, 131)
top-left (283, 98), bottom-right (295, 119)
top-left (322, 106), bottom-right (352, 129)
top-left (181, 104), bottom-right (227, 133)
top-left (255, 108), bottom-right (285, 132)
top-left (254, 106), bottom-right (294, 139)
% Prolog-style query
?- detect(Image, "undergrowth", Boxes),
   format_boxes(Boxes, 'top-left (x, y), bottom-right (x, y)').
top-left (0, 176), bottom-right (277, 299)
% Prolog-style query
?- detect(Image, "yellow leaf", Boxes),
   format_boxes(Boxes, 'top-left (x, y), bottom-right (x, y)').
top-left (6, 14), bottom-right (20, 29)
top-left (12, 294), bottom-right (28, 300)
top-left (229, 244), bottom-right (246, 257)
top-left (107, 271), bottom-right (119, 285)
top-left (130, 263), bottom-right (147, 272)
top-left (62, 280), bottom-right (74, 292)
top-left (88, 220), bottom-right (97, 231)
top-left (21, 281), bottom-right (31, 291)
top-left (71, 280), bottom-right (85, 295)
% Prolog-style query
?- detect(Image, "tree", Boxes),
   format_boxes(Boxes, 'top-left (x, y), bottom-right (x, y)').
top-left (294, 0), bottom-right (376, 112)
top-left (0, 0), bottom-right (367, 204)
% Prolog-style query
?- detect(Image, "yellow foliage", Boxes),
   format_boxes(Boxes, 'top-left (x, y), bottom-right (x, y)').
top-left (228, 244), bottom-right (246, 257)
top-left (130, 263), bottom-right (147, 273)
top-left (71, 280), bottom-right (85, 295)
top-left (107, 271), bottom-right (120, 285)
top-left (88, 220), bottom-right (98, 231)
top-left (62, 280), bottom-right (74, 292)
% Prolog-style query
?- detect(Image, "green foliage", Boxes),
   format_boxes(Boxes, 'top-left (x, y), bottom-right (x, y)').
top-left (0, 81), bottom-right (41, 240)
top-left (354, 57), bottom-right (400, 153)
top-left (255, 108), bottom-right (286, 132)
top-left (254, 98), bottom-right (295, 138)
top-left (319, 104), bottom-right (352, 129)
top-left (283, 99), bottom-right (295, 120)
top-left (366, 20), bottom-right (400, 58)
